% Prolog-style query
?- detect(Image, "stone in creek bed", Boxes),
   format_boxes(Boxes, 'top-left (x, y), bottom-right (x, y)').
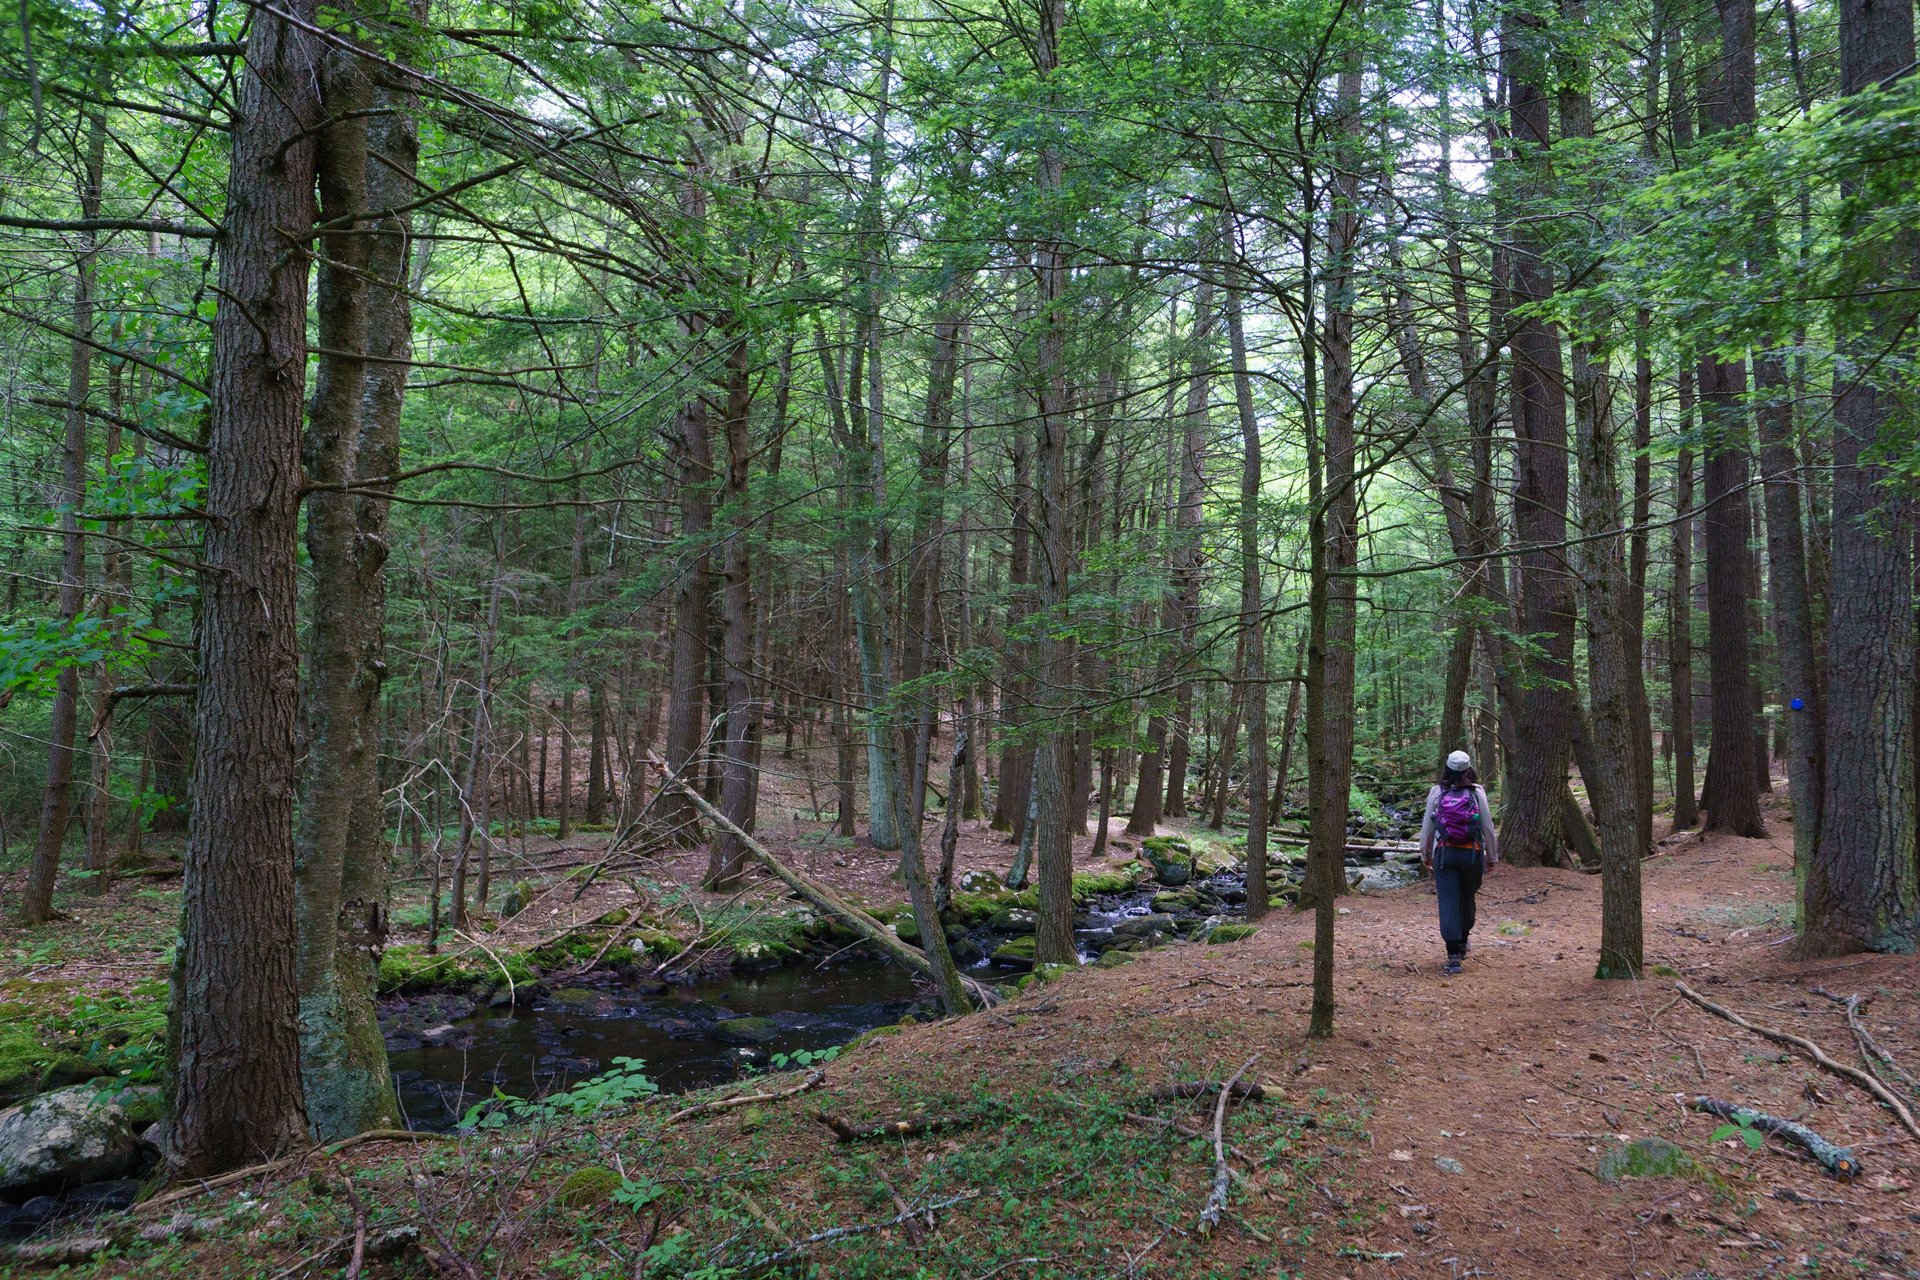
top-left (988, 908), bottom-right (1038, 934)
top-left (710, 1016), bottom-right (780, 1045)
top-left (1111, 914), bottom-right (1178, 939)
top-left (657, 1019), bottom-right (705, 1041)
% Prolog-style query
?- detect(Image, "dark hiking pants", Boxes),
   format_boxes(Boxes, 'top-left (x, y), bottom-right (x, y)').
top-left (1433, 845), bottom-right (1483, 958)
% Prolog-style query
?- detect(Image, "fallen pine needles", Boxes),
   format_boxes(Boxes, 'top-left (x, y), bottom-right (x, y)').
top-left (1674, 982), bottom-right (1920, 1144)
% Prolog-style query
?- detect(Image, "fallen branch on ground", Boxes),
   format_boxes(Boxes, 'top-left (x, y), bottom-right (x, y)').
top-left (814, 1111), bottom-right (972, 1142)
top-left (1198, 1055), bottom-right (1259, 1234)
top-left (1690, 1097), bottom-right (1862, 1180)
top-left (1675, 982), bottom-right (1920, 1144)
top-left (644, 750), bottom-right (999, 1009)
top-left (750, 1190), bottom-right (983, 1265)
top-left (138, 1129), bottom-right (450, 1213)
top-left (1813, 987), bottom-right (1920, 1099)
top-left (1150, 1079), bottom-right (1269, 1104)
top-left (663, 1070), bottom-right (825, 1124)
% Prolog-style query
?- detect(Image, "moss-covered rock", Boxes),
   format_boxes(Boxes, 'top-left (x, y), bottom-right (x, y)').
top-left (957, 870), bottom-right (1004, 895)
top-left (1152, 889), bottom-right (1203, 912)
top-left (943, 892), bottom-right (1004, 926)
top-left (990, 936), bottom-right (1037, 968)
top-left (1070, 868), bottom-right (1141, 899)
top-left (558, 1165), bottom-right (625, 1208)
top-left (1596, 1137), bottom-right (1696, 1183)
top-left (1206, 923), bottom-right (1258, 944)
top-left (711, 1016), bottom-right (780, 1045)
top-left (597, 908), bottom-right (631, 927)
top-left (1094, 949), bottom-right (1137, 968)
top-left (549, 988), bottom-right (598, 1007)
top-left (988, 908), bottom-right (1038, 935)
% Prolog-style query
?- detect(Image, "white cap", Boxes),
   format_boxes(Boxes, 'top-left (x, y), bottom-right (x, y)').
top-left (1446, 750), bottom-right (1472, 772)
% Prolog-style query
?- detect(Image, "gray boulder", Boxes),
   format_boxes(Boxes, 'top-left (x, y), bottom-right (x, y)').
top-left (0, 1085), bottom-right (143, 1196)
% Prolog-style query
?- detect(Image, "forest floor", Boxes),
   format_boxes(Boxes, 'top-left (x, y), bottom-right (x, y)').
top-left (4, 782), bottom-right (1920, 1278)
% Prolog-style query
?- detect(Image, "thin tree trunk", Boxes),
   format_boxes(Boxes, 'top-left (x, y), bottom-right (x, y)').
top-left (1163, 279), bottom-right (1214, 819)
top-left (710, 334), bottom-right (758, 888)
top-left (22, 69), bottom-right (107, 924)
top-left (1227, 274), bottom-right (1270, 918)
top-left (1307, 43), bottom-right (1364, 1038)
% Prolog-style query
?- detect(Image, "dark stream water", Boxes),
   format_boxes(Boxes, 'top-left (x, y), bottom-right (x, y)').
top-left (389, 959), bottom-right (922, 1130)
top-left (388, 818), bottom-right (1424, 1131)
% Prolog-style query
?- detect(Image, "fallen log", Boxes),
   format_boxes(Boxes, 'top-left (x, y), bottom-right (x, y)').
top-left (814, 1111), bottom-right (973, 1143)
top-left (663, 1070), bottom-right (825, 1125)
top-left (643, 751), bottom-right (999, 1009)
top-left (138, 1129), bottom-right (449, 1214)
top-left (1690, 1097), bottom-right (1862, 1180)
top-left (1150, 1079), bottom-right (1269, 1104)
top-left (1675, 982), bottom-right (1920, 1144)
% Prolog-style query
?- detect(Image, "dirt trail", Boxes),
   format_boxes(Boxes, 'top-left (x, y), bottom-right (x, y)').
top-left (849, 800), bottom-right (1920, 1279)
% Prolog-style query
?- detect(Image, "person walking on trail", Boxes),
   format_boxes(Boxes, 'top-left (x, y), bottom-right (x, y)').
top-left (1419, 750), bottom-right (1499, 975)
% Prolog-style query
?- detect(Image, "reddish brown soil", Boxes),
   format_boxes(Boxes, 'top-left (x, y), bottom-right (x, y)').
top-left (794, 796), bottom-right (1920, 1279)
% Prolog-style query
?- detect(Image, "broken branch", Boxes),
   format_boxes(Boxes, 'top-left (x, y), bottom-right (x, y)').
top-left (1675, 982), bottom-right (1920, 1144)
top-left (1690, 1097), bottom-right (1862, 1180)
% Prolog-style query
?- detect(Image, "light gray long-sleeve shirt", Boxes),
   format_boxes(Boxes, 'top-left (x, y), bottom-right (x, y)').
top-left (1418, 783), bottom-right (1499, 864)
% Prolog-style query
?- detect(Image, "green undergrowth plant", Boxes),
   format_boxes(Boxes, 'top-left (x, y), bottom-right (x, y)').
top-left (461, 1055), bottom-right (660, 1130)
top-left (0, 977), bottom-right (169, 1103)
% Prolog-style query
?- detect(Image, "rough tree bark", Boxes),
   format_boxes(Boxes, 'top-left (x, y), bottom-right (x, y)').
top-left (168, 0), bottom-right (320, 1177)
top-left (293, 3), bottom-right (417, 1139)
top-left (1695, 0), bottom-right (1767, 837)
top-left (1500, 3), bottom-right (1578, 867)
top-left (1804, 0), bottom-right (1919, 956)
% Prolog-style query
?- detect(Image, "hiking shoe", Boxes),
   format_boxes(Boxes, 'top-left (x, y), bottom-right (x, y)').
top-left (1444, 957), bottom-right (1463, 976)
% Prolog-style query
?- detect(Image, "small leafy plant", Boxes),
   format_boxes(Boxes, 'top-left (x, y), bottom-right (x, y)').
top-left (460, 1056), bottom-right (658, 1130)
top-left (1710, 1114), bottom-right (1765, 1151)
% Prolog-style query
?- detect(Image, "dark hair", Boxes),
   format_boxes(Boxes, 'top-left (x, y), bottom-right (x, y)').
top-left (1442, 765), bottom-right (1478, 789)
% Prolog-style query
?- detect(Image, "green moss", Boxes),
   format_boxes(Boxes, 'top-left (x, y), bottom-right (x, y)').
top-left (1596, 1138), bottom-right (1697, 1183)
top-left (990, 936), bottom-right (1037, 967)
top-left (1207, 924), bottom-right (1258, 944)
top-left (1094, 949), bottom-right (1136, 968)
top-left (559, 1165), bottom-right (625, 1207)
top-left (378, 944), bottom-right (536, 995)
top-left (1070, 868), bottom-right (1141, 900)
top-left (944, 892), bottom-right (1005, 925)
top-left (597, 908), bottom-right (632, 927)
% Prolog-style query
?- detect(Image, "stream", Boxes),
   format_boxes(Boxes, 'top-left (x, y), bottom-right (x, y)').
top-left (388, 958), bottom-right (923, 1130)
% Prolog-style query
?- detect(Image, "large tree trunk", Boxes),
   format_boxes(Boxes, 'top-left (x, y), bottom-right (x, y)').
top-left (1499, 5), bottom-right (1577, 867)
top-left (292, 12), bottom-right (418, 1138)
top-left (1029, 0), bottom-right (1077, 964)
top-left (1695, 0), bottom-right (1767, 837)
top-left (168, 0), bottom-right (320, 1176)
top-left (1557, 0), bottom-right (1642, 976)
top-left (709, 335), bottom-right (759, 887)
top-left (1804, 0), bottom-right (1920, 956)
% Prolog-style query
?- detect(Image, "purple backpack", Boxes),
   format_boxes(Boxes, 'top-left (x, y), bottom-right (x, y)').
top-left (1435, 786), bottom-right (1479, 846)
